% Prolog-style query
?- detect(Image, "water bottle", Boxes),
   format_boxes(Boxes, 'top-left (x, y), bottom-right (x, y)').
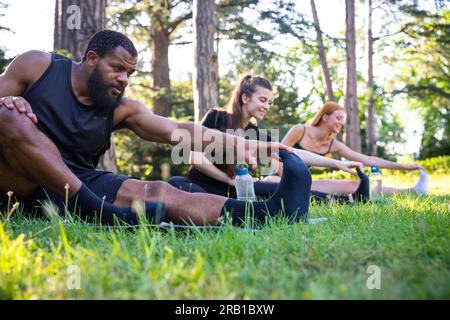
top-left (369, 166), bottom-right (383, 201)
top-left (235, 163), bottom-right (256, 201)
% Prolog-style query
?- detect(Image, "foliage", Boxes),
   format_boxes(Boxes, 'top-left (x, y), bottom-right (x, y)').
top-left (416, 155), bottom-right (450, 173)
top-left (114, 128), bottom-right (190, 181)
top-left (392, 6), bottom-right (450, 158)
top-left (0, 47), bottom-right (11, 74)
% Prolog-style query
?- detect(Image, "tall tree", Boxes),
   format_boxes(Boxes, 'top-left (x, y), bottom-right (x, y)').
top-left (365, 0), bottom-right (377, 156)
top-left (310, 0), bottom-right (335, 102)
top-left (344, 0), bottom-right (361, 152)
top-left (193, 0), bottom-right (219, 122)
top-left (393, 4), bottom-right (450, 158)
top-left (54, 0), bottom-right (117, 172)
top-left (111, 0), bottom-right (192, 117)
top-left (54, 0), bottom-right (106, 61)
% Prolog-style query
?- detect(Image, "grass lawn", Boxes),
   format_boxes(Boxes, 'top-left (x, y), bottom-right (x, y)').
top-left (0, 173), bottom-right (449, 299)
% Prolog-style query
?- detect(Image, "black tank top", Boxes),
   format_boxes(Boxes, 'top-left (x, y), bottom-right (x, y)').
top-left (23, 54), bottom-right (114, 172)
top-left (188, 109), bottom-right (272, 183)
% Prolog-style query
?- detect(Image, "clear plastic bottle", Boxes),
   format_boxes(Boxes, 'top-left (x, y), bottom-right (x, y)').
top-left (234, 163), bottom-right (256, 201)
top-left (369, 166), bottom-right (383, 201)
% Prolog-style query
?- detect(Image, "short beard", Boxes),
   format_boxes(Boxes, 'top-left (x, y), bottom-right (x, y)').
top-left (87, 67), bottom-right (124, 111)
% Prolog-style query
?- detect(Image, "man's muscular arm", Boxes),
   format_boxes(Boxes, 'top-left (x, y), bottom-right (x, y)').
top-left (0, 50), bottom-right (51, 123)
top-left (114, 98), bottom-right (291, 168)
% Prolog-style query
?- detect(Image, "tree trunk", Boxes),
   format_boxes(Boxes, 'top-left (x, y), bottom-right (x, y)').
top-left (366, 0), bottom-right (377, 156)
top-left (150, 6), bottom-right (171, 117)
top-left (54, 0), bottom-right (118, 173)
top-left (310, 0), bottom-right (334, 102)
top-left (344, 0), bottom-right (362, 152)
top-left (193, 0), bottom-right (219, 122)
top-left (54, 0), bottom-right (106, 61)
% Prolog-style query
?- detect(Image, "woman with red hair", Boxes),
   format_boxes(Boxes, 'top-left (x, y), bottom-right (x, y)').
top-left (273, 101), bottom-right (429, 195)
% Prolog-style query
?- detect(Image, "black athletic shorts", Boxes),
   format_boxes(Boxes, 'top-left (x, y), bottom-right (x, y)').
top-left (74, 169), bottom-right (138, 203)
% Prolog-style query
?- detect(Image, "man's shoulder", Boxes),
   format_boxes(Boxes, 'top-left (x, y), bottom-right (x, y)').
top-left (17, 50), bottom-right (52, 69)
top-left (12, 50), bottom-right (52, 84)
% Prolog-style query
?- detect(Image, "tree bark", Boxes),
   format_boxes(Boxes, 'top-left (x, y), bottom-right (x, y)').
top-left (54, 0), bottom-right (106, 61)
top-left (150, 5), bottom-right (171, 117)
top-left (366, 0), bottom-right (377, 156)
top-left (344, 0), bottom-right (362, 152)
top-left (310, 0), bottom-right (334, 102)
top-left (54, 0), bottom-right (118, 172)
top-left (193, 0), bottom-right (219, 122)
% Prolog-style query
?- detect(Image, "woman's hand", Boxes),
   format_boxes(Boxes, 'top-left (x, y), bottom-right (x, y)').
top-left (336, 161), bottom-right (363, 175)
top-left (402, 163), bottom-right (424, 171)
top-left (227, 177), bottom-right (236, 186)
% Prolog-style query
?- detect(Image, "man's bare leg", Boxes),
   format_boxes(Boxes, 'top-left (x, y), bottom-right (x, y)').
top-left (0, 108), bottom-right (82, 198)
top-left (114, 180), bottom-right (225, 225)
top-left (114, 150), bottom-right (314, 225)
top-left (0, 108), bottom-right (174, 225)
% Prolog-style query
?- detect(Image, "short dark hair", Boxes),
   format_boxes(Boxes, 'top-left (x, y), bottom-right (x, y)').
top-left (83, 30), bottom-right (138, 62)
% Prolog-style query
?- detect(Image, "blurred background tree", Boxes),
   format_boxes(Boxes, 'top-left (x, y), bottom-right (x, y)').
top-left (0, 0), bottom-right (448, 180)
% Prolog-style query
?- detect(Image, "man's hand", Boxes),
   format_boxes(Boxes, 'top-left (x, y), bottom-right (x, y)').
top-left (336, 161), bottom-right (363, 175)
top-left (0, 96), bottom-right (37, 124)
top-left (245, 140), bottom-right (295, 171)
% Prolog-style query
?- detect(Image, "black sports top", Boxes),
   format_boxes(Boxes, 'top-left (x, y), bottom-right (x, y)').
top-left (23, 54), bottom-right (115, 172)
top-left (188, 109), bottom-right (272, 183)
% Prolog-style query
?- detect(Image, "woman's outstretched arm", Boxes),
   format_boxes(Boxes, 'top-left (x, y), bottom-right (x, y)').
top-left (332, 140), bottom-right (423, 170)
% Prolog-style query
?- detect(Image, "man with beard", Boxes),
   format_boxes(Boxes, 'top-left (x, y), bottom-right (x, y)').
top-left (0, 30), bottom-right (312, 226)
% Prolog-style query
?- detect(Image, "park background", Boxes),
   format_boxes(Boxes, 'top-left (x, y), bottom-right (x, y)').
top-left (0, 0), bottom-right (449, 300)
top-left (1, 0), bottom-right (449, 180)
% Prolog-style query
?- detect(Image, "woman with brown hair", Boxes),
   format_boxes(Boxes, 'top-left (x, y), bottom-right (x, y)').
top-left (168, 75), bottom-right (369, 203)
top-left (274, 101), bottom-right (429, 195)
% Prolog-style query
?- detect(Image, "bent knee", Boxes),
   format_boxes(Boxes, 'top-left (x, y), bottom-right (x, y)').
top-left (297, 161), bottom-right (312, 183)
top-left (0, 108), bottom-right (36, 141)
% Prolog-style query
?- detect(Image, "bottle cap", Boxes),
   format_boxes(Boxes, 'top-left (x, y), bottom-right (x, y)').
top-left (236, 163), bottom-right (249, 175)
top-left (370, 166), bottom-right (380, 173)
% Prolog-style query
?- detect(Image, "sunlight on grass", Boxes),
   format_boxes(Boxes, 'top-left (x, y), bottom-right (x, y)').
top-left (0, 173), bottom-right (449, 299)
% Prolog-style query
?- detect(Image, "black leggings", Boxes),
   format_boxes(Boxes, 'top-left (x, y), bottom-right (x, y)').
top-left (168, 176), bottom-right (337, 203)
top-left (168, 176), bottom-right (278, 198)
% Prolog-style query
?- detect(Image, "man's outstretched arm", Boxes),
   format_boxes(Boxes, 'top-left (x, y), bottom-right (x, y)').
top-left (116, 98), bottom-right (289, 167)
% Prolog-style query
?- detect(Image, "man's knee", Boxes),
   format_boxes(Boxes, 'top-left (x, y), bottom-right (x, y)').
top-left (0, 108), bottom-right (36, 142)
